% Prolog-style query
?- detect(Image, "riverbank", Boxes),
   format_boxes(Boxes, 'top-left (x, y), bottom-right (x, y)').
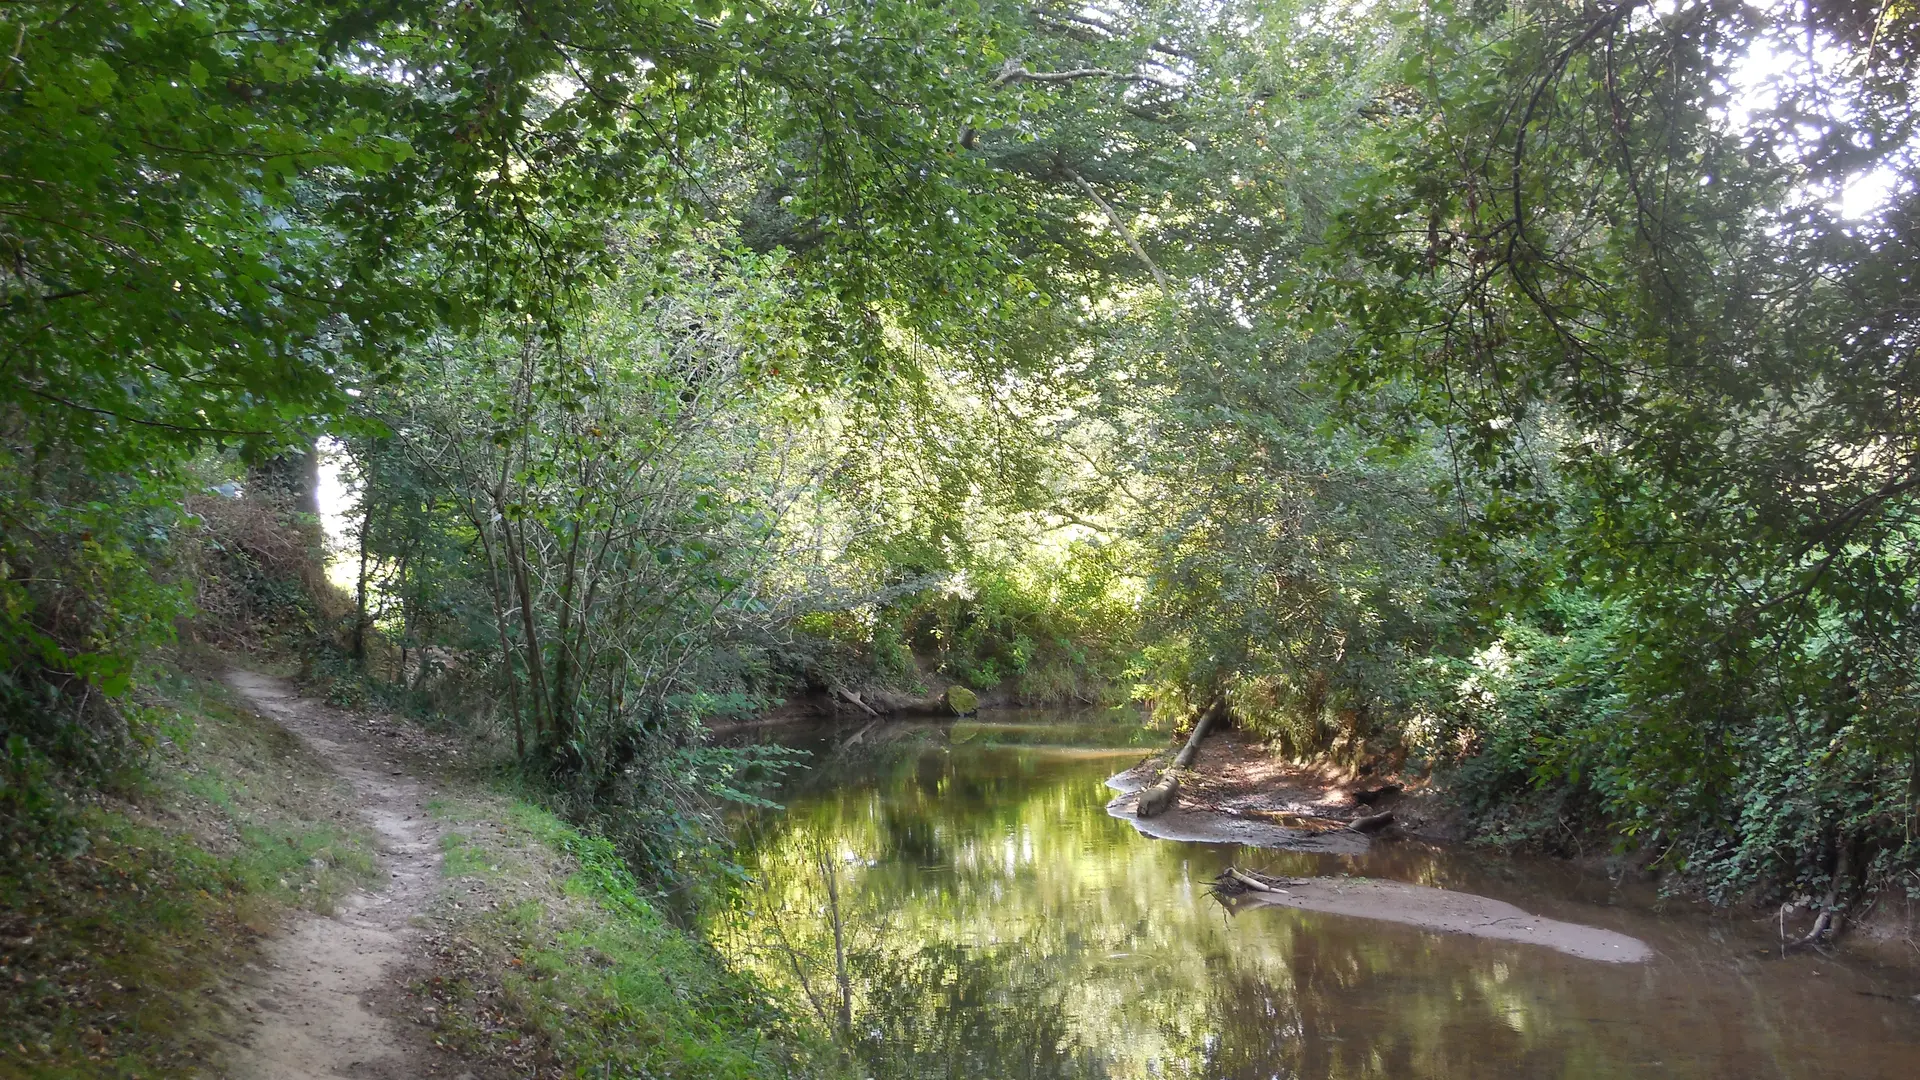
top-left (1104, 728), bottom-right (1454, 841)
top-left (0, 651), bottom-right (839, 1080)
top-left (1105, 724), bottom-right (1920, 962)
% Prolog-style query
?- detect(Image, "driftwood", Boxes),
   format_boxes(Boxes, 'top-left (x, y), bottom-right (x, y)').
top-left (1211, 866), bottom-right (1305, 897)
top-left (1348, 810), bottom-right (1396, 834)
top-left (1135, 699), bottom-right (1226, 819)
top-left (832, 683), bottom-right (978, 718)
top-left (1226, 867), bottom-right (1289, 894)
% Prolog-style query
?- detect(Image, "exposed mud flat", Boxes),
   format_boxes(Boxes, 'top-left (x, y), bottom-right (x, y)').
top-left (1222, 872), bottom-right (1654, 963)
top-left (1107, 751), bottom-right (1652, 963)
top-left (1106, 750), bottom-right (1375, 854)
top-left (1104, 787), bottom-right (1373, 853)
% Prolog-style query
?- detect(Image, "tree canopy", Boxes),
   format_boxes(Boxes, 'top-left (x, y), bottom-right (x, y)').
top-left (6, 0), bottom-right (1919, 910)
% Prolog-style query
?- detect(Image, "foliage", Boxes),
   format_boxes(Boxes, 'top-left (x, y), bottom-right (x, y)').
top-left (0, 445), bottom-right (193, 838)
top-left (9, 0), bottom-right (1920, 940)
top-left (894, 547), bottom-right (1140, 703)
top-left (423, 794), bottom-right (844, 1079)
top-left (1302, 0), bottom-right (1920, 900)
top-left (336, 243), bottom-right (842, 890)
top-left (0, 0), bottom-right (1044, 838)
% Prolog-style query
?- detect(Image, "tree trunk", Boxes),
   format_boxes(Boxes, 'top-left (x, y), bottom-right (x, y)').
top-left (1801, 838), bottom-right (1855, 946)
top-left (1349, 810), bottom-right (1396, 834)
top-left (1137, 698), bottom-right (1225, 818)
top-left (351, 500), bottom-right (372, 662)
top-left (1135, 773), bottom-right (1180, 817)
top-left (473, 512), bottom-right (524, 760)
top-left (1172, 698), bottom-right (1225, 769)
top-left (505, 513), bottom-right (551, 748)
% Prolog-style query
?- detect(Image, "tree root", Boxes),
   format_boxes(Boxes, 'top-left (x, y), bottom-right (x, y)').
top-left (1794, 840), bottom-right (1856, 950)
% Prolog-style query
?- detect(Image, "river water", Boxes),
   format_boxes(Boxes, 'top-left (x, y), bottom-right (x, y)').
top-left (714, 712), bottom-right (1920, 1079)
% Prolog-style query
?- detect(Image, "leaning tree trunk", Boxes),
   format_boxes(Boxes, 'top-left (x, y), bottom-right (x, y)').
top-left (835, 684), bottom-right (979, 718)
top-left (1137, 698), bottom-right (1226, 818)
top-left (1801, 837), bottom-right (1856, 947)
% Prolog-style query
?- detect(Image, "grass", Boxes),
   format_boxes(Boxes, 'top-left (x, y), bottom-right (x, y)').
top-left (0, 651), bottom-right (380, 1079)
top-left (415, 794), bottom-right (846, 1080)
top-left (3, 644), bottom-right (844, 1079)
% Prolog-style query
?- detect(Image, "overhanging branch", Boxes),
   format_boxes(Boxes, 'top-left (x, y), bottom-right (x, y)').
top-left (1067, 168), bottom-right (1170, 292)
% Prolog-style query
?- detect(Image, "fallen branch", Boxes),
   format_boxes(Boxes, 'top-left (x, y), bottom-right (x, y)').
top-left (1135, 773), bottom-right (1179, 817)
top-left (1226, 867), bottom-right (1288, 894)
top-left (1349, 810), bottom-right (1396, 834)
top-left (1171, 698), bottom-right (1225, 769)
top-left (828, 681), bottom-right (879, 718)
top-left (1211, 866), bottom-right (1305, 897)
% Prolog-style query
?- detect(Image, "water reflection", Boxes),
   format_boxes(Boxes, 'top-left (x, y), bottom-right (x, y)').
top-left (715, 721), bottom-right (1920, 1079)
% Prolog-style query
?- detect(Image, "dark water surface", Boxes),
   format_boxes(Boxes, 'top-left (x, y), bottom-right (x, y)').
top-left (715, 712), bottom-right (1920, 1079)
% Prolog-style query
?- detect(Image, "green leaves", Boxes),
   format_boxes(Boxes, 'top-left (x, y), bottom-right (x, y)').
top-left (1301, 0), bottom-right (1920, 892)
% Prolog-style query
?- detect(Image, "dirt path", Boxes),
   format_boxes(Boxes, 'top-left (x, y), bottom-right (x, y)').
top-left (220, 670), bottom-right (462, 1080)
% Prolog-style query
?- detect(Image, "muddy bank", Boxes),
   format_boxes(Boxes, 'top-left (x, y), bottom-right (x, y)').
top-left (1105, 731), bottom-right (1651, 964)
top-left (1105, 728), bottom-right (1452, 851)
top-left (1215, 869), bottom-right (1653, 963)
top-left (1106, 794), bottom-right (1372, 853)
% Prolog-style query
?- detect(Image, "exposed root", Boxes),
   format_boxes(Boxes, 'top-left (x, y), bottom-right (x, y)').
top-left (1793, 841), bottom-right (1857, 951)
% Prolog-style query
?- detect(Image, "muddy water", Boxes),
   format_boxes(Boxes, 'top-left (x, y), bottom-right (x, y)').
top-left (717, 713), bottom-right (1920, 1079)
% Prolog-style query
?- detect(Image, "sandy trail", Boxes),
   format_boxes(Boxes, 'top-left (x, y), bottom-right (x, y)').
top-left (220, 670), bottom-right (456, 1080)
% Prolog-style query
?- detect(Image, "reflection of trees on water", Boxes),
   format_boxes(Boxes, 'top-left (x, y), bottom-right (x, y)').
top-left (715, 740), bottom-right (1830, 1080)
top-left (849, 938), bottom-right (1108, 1080)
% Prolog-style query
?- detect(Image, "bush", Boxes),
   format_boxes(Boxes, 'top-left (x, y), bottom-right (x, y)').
top-left (903, 547), bottom-right (1138, 704)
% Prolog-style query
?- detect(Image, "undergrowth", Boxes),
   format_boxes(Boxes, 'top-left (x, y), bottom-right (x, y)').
top-left (416, 794), bottom-right (845, 1079)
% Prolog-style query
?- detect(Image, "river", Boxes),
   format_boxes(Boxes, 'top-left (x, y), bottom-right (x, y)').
top-left (713, 710), bottom-right (1920, 1079)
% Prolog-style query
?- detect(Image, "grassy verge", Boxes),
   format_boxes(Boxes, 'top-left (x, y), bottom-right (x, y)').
top-left (3, 644), bottom-right (843, 1079)
top-left (0, 651), bottom-right (379, 1080)
top-left (413, 792), bottom-right (844, 1080)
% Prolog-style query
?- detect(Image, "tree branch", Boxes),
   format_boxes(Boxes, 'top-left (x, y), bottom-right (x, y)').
top-left (1066, 168), bottom-right (1170, 292)
top-left (994, 62), bottom-right (1143, 87)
